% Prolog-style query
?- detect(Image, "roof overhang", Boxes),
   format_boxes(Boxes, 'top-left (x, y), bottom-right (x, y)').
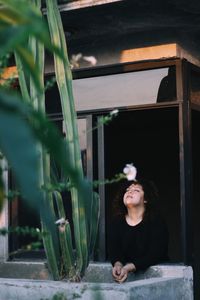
top-left (55, 0), bottom-right (200, 61)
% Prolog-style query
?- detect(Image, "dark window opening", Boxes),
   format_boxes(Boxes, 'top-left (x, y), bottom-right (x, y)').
top-left (9, 117), bottom-right (88, 259)
top-left (104, 107), bottom-right (181, 263)
top-left (192, 109), bottom-right (200, 299)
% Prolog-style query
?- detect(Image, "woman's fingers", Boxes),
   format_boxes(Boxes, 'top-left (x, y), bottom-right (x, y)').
top-left (112, 266), bottom-right (122, 278)
top-left (115, 267), bottom-right (128, 283)
top-left (116, 266), bottom-right (122, 275)
top-left (112, 264), bottom-right (130, 283)
top-left (115, 273), bottom-right (128, 283)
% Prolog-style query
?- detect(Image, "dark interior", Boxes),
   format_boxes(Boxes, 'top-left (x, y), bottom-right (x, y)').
top-left (104, 107), bottom-right (182, 263)
top-left (192, 109), bottom-right (200, 299)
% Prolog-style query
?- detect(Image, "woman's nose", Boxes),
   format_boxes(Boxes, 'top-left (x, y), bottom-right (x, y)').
top-left (129, 190), bottom-right (135, 194)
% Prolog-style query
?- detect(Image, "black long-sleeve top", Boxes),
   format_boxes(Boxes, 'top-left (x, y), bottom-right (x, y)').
top-left (109, 216), bottom-right (169, 271)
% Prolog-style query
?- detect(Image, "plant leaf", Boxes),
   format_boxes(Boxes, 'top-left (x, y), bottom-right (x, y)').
top-left (0, 90), bottom-right (44, 214)
top-left (0, 0), bottom-right (63, 90)
top-left (0, 165), bottom-right (4, 212)
top-left (0, 0), bottom-right (63, 58)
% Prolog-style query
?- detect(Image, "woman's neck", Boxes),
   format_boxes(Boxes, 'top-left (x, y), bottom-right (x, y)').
top-left (126, 207), bottom-right (145, 226)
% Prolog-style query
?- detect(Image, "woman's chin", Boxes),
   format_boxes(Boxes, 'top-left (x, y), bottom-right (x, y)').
top-left (124, 200), bottom-right (141, 208)
top-left (125, 202), bottom-right (137, 208)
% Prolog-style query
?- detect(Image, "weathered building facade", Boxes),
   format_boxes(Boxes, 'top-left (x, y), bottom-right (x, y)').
top-left (1, 0), bottom-right (200, 298)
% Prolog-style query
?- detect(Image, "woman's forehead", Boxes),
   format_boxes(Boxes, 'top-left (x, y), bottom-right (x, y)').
top-left (128, 183), bottom-right (143, 189)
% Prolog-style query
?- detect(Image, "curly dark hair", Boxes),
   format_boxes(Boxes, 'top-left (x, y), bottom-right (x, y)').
top-left (112, 177), bottom-right (159, 222)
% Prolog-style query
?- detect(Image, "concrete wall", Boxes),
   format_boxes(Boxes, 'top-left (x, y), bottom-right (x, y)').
top-left (0, 264), bottom-right (193, 300)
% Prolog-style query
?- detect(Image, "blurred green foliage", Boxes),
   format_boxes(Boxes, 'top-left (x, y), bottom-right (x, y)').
top-left (0, 0), bottom-right (100, 281)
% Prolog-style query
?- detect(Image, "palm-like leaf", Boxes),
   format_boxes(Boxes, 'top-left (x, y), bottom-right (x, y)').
top-left (0, 0), bottom-right (62, 90)
top-left (0, 0), bottom-right (100, 281)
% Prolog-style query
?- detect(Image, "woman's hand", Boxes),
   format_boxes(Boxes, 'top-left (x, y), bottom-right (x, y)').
top-left (112, 261), bottom-right (123, 280)
top-left (113, 263), bottom-right (136, 283)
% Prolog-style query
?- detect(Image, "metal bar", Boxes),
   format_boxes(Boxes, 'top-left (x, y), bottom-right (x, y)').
top-left (86, 115), bottom-right (93, 182)
top-left (45, 58), bottom-right (178, 77)
top-left (0, 157), bottom-right (8, 261)
top-left (42, 0), bottom-right (123, 14)
top-left (47, 101), bottom-right (180, 120)
top-left (75, 101), bottom-right (180, 115)
top-left (72, 58), bottom-right (178, 79)
top-left (176, 59), bottom-right (193, 264)
top-left (97, 117), bottom-right (106, 261)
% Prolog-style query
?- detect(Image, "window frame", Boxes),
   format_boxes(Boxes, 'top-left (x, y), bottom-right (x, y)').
top-left (5, 58), bottom-right (194, 264)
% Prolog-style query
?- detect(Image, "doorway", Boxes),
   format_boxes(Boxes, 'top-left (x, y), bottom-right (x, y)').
top-left (104, 107), bottom-right (181, 262)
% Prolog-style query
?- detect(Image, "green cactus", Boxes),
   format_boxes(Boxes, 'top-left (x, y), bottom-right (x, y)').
top-left (46, 0), bottom-right (90, 278)
top-left (14, 0), bottom-right (61, 280)
top-left (41, 220), bottom-right (60, 280)
top-left (54, 191), bottom-right (76, 279)
top-left (12, 0), bottom-right (100, 281)
top-left (89, 192), bottom-right (100, 257)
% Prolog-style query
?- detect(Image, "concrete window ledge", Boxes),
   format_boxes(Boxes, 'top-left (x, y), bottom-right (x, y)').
top-left (0, 263), bottom-right (193, 300)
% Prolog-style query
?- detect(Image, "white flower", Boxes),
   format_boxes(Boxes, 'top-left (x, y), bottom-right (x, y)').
top-left (110, 109), bottom-right (119, 116)
top-left (83, 56), bottom-right (97, 66)
top-left (71, 53), bottom-right (82, 62)
top-left (55, 217), bottom-right (66, 225)
top-left (55, 218), bottom-right (69, 232)
top-left (70, 53), bottom-right (83, 69)
top-left (123, 164), bottom-right (137, 181)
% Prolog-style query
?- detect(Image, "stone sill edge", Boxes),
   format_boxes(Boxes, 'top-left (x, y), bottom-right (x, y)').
top-left (0, 261), bottom-right (193, 278)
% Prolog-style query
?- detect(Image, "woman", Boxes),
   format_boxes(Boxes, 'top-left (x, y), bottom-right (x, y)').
top-left (109, 178), bottom-right (169, 283)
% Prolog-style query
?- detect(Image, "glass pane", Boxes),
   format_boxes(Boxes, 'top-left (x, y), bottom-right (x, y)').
top-left (73, 66), bottom-right (176, 112)
top-left (191, 70), bottom-right (200, 107)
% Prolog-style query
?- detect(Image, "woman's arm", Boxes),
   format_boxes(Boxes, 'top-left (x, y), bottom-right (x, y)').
top-left (109, 219), bottom-right (131, 281)
top-left (108, 219), bottom-right (125, 266)
top-left (133, 218), bottom-right (169, 271)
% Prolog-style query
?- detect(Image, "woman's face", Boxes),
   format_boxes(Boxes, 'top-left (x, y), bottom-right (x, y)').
top-left (123, 183), bottom-right (145, 208)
